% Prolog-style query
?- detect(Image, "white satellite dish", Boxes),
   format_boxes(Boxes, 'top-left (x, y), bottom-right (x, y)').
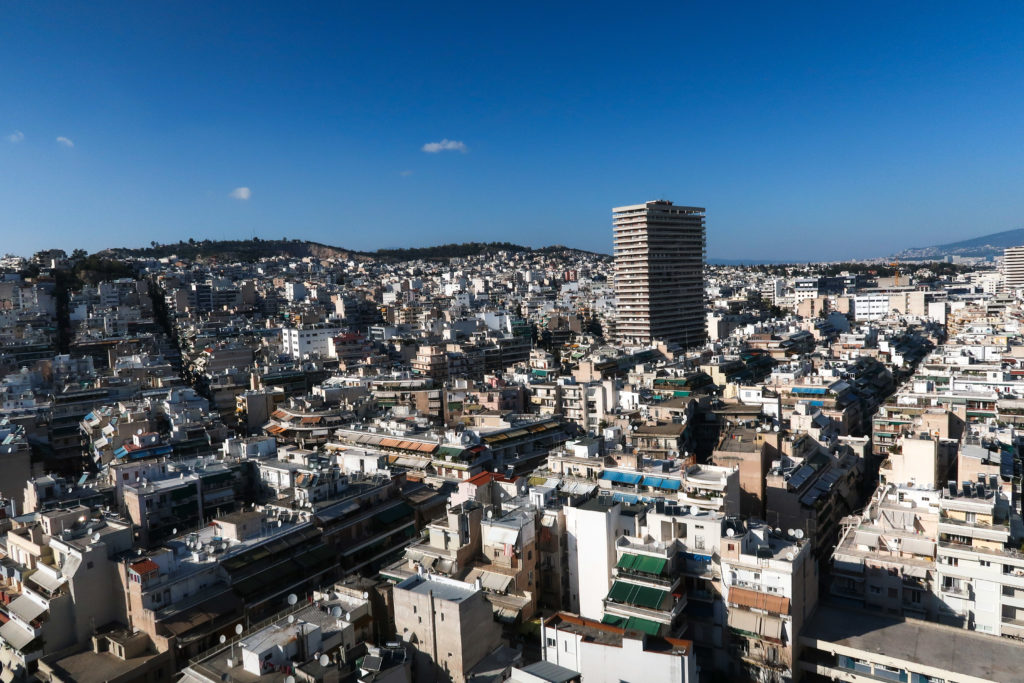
top-left (287, 615), bottom-right (295, 624)
top-left (235, 624), bottom-right (244, 636)
top-left (287, 593), bottom-right (298, 606)
top-left (286, 677), bottom-right (296, 683)
top-left (319, 654), bottom-right (330, 667)
top-left (219, 635), bottom-right (226, 644)
top-left (137, 428), bottom-right (143, 435)
top-left (726, 528), bottom-right (735, 537)
top-left (91, 532), bottom-right (101, 543)
top-left (172, 528), bottom-right (178, 535)
top-left (786, 529), bottom-right (796, 538)
top-left (786, 552), bottom-right (795, 561)
top-left (330, 606), bottom-right (342, 618)
top-left (794, 529), bottom-right (805, 540)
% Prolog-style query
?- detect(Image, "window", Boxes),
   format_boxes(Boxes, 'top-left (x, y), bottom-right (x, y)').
top-left (546, 637), bottom-right (556, 648)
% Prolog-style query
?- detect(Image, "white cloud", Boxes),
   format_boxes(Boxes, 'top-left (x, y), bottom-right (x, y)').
top-left (421, 139), bottom-right (467, 153)
top-left (400, 170), bottom-right (414, 177)
top-left (56, 136), bottom-right (74, 147)
top-left (229, 186), bottom-right (252, 200)
top-left (7, 130), bottom-right (24, 143)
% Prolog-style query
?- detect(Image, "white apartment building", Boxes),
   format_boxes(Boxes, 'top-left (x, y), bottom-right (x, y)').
top-left (719, 523), bottom-right (818, 682)
top-left (542, 612), bottom-right (698, 683)
top-left (1002, 245), bottom-right (1024, 293)
top-left (563, 497), bottom-right (643, 621)
top-left (281, 325), bottom-right (341, 360)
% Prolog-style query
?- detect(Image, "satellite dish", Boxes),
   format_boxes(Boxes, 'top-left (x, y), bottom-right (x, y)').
top-left (330, 606), bottom-right (342, 618)
top-left (786, 529), bottom-right (796, 538)
top-left (786, 552), bottom-right (795, 561)
top-left (726, 528), bottom-right (736, 537)
top-left (319, 654), bottom-right (330, 667)
top-left (219, 635), bottom-right (226, 644)
top-left (287, 593), bottom-right (298, 606)
top-left (345, 612), bottom-right (351, 622)
top-left (287, 615), bottom-right (295, 624)
top-left (794, 529), bottom-right (805, 539)
top-left (137, 428), bottom-right (143, 435)
top-left (286, 677), bottom-right (296, 683)
top-left (92, 532), bottom-right (101, 543)
top-left (235, 624), bottom-right (244, 636)
top-left (172, 528), bottom-right (178, 535)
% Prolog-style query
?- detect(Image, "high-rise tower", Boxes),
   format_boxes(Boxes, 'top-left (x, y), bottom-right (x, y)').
top-left (1003, 246), bottom-right (1024, 292)
top-left (613, 200), bottom-right (706, 347)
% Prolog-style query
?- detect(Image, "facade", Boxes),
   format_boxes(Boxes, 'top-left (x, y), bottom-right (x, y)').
top-left (613, 200), bottom-right (706, 348)
top-left (1003, 245), bottom-right (1024, 292)
top-left (392, 572), bottom-right (503, 683)
top-left (541, 612), bottom-right (697, 683)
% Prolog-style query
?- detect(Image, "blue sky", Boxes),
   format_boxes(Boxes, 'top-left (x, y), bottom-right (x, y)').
top-left (3, 2), bottom-right (1024, 260)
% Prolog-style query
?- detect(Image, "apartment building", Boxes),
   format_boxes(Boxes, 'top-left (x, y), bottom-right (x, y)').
top-left (541, 612), bottom-right (697, 683)
top-left (719, 523), bottom-right (818, 682)
top-left (613, 200), bottom-right (706, 348)
top-left (392, 572), bottom-right (504, 683)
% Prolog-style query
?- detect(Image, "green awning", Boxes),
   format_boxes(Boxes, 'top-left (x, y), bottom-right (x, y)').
top-left (601, 614), bottom-right (661, 636)
top-left (616, 553), bottom-right (668, 576)
top-left (616, 553), bottom-right (639, 570)
top-left (607, 581), bottom-right (668, 610)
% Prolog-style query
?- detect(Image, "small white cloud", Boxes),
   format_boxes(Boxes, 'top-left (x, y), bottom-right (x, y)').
top-left (7, 130), bottom-right (24, 143)
top-left (56, 136), bottom-right (74, 147)
top-left (400, 170), bottom-right (414, 177)
top-left (229, 186), bottom-right (252, 200)
top-left (421, 139), bottom-right (467, 153)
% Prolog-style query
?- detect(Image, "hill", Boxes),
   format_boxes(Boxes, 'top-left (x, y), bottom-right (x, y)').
top-left (98, 238), bottom-right (364, 263)
top-left (372, 241), bottom-right (607, 261)
top-left (96, 238), bottom-right (607, 263)
top-left (895, 228), bottom-right (1024, 259)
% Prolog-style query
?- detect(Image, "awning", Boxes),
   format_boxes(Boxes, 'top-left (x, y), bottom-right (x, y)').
top-left (607, 581), bottom-right (668, 610)
top-left (853, 530), bottom-right (880, 549)
top-left (901, 537), bottom-right (935, 557)
top-left (727, 608), bottom-right (760, 633)
top-left (903, 565), bottom-right (929, 579)
top-left (727, 586), bottom-right (790, 615)
top-left (601, 471), bottom-right (643, 485)
top-left (28, 568), bottom-right (66, 593)
top-left (0, 620), bottom-right (36, 650)
top-left (759, 614), bottom-right (784, 640)
top-left (602, 614), bottom-right (661, 636)
top-left (486, 526), bottom-right (521, 546)
top-left (8, 595), bottom-right (47, 622)
top-left (616, 553), bottom-right (668, 576)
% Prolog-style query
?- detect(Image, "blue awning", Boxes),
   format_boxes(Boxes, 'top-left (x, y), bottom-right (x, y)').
top-left (601, 471), bottom-right (643, 485)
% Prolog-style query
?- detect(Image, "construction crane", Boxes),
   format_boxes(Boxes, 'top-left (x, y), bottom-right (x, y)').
top-left (889, 260), bottom-right (900, 287)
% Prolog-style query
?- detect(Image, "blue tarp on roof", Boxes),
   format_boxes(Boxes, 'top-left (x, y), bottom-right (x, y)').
top-left (601, 471), bottom-right (643, 485)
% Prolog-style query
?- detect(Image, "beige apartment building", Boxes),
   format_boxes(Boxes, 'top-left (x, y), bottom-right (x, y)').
top-left (613, 200), bottom-right (706, 348)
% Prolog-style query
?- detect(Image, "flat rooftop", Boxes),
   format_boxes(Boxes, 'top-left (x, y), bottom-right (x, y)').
top-left (397, 573), bottom-right (477, 603)
top-left (802, 604), bottom-right (1024, 682)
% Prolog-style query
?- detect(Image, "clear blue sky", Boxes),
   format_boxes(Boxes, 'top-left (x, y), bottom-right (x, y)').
top-left (3, 2), bottom-right (1024, 260)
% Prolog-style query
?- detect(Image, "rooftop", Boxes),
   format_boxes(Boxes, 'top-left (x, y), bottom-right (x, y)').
top-left (802, 604), bottom-right (1024, 682)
